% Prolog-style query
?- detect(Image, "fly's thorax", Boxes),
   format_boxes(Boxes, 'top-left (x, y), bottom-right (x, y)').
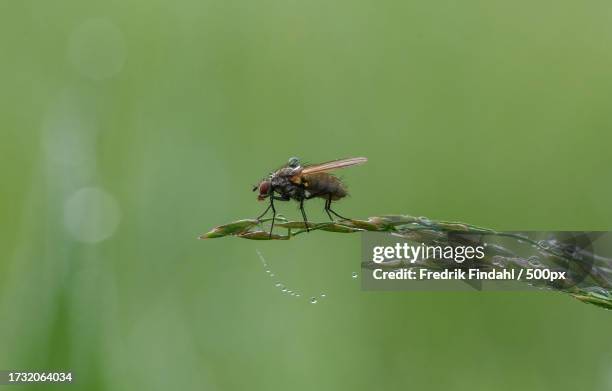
top-left (270, 174), bottom-right (289, 188)
top-left (270, 174), bottom-right (302, 199)
top-left (276, 167), bottom-right (300, 177)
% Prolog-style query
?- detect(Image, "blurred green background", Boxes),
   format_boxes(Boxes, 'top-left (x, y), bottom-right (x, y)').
top-left (1, 0), bottom-right (612, 390)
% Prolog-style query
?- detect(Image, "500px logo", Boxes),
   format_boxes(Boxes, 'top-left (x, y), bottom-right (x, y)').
top-left (372, 243), bottom-right (486, 264)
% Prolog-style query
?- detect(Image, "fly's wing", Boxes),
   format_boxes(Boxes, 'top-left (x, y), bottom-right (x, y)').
top-left (299, 157), bottom-right (367, 174)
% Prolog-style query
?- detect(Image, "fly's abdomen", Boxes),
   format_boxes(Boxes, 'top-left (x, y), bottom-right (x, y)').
top-left (302, 173), bottom-right (347, 200)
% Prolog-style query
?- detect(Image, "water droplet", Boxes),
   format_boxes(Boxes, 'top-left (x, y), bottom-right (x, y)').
top-left (320, 293), bottom-right (326, 298)
top-left (265, 270), bottom-right (271, 274)
top-left (290, 292), bottom-right (296, 296)
top-left (281, 288), bottom-right (287, 293)
top-left (310, 297), bottom-right (318, 304)
top-left (275, 283), bottom-right (283, 288)
top-left (269, 273), bottom-right (275, 277)
top-left (287, 290), bottom-right (293, 294)
top-left (351, 272), bottom-right (358, 279)
top-left (295, 294), bottom-right (301, 297)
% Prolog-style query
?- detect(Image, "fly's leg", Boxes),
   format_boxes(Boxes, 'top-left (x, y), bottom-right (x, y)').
top-left (303, 191), bottom-right (349, 222)
top-left (256, 203), bottom-right (272, 221)
top-left (268, 193), bottom-right (277, 238)
top-left (305, 192), bottom-right (335, 222)
top-left (267, 192), bottom-right (291, 237)
top-left (323, 196), bottom-right (334, 221)
top-left (327, 194), bottom-right (350, 221)
top-left (329, 207), bottom-right (350, 221)
top-left (255, 190), bottom-right (290, 237)
top-left (299, 196), bottom-right (310, 232)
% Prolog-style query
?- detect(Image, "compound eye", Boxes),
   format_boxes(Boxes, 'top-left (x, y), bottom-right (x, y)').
top-left (259, 181), bottom-right (270, 194)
